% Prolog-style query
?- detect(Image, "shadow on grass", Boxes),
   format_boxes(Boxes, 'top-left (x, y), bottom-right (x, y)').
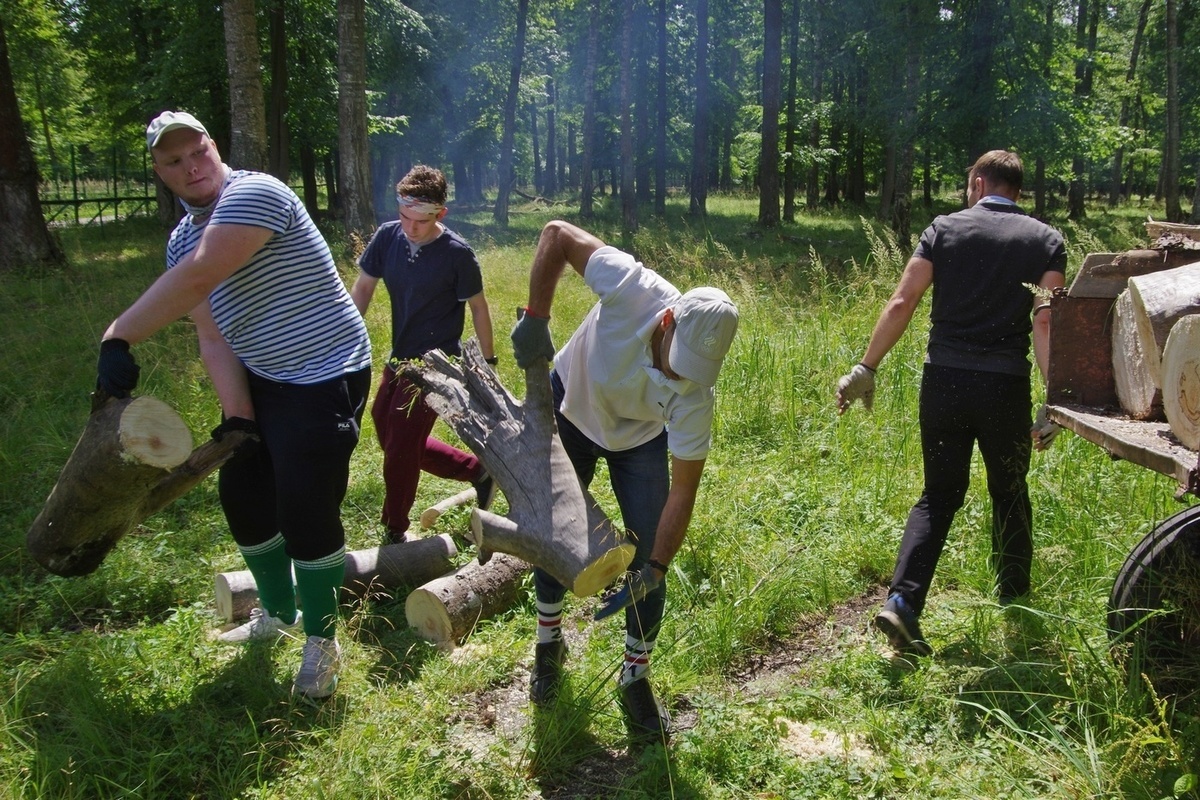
top-left (526, 681), bottom-right (704, 800)
top-left (17, 637), bottom-right (347, 797)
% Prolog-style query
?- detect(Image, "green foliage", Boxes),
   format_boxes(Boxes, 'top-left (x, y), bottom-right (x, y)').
top-left (1, 197), bottom-right (1198, 796)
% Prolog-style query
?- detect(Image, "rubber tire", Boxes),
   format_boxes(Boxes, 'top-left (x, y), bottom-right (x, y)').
top-left (1108, 503), bottom-right (1200, 698)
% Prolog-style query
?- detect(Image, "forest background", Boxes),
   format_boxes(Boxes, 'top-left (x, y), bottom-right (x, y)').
top-left (2, 0), bottom-right (1200, 798)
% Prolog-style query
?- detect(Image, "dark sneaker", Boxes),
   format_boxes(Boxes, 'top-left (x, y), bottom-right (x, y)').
top-left (619, 678), bottom-right (672, 748)
top-left (385, 528), bottom-right (409, 545)
top-left (473, 473), bottom-right (497, 511)
top-left (529, 640), bottom-right (567, 706)
top-left (874, 593), bottom-right (933, 657)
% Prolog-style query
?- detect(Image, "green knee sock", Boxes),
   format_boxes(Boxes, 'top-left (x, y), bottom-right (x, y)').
top-left (294, 548), bottom-right (346, 639)
top-left (238, 534), bottom-right (297, 624)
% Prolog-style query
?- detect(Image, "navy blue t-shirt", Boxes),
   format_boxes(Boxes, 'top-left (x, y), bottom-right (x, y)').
top-left (357, 222), bottom-right (484, 360)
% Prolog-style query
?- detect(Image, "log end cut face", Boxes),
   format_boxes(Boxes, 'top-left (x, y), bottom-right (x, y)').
top-left (119, 397), bottom-right (194, 469)
top-left (571, 542), bottom-right (636, 597)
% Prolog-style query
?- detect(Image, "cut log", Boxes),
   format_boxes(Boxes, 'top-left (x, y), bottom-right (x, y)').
top-left (27, 394), bottom-right (252, 577)
top-left (401, 339), bottom-right (635, 597)
top-left (1127, 260), bottom-right (1200, 389)
top-left (404, 552), bottom-right (530, 645)
top-left (1160, 315), bottom-right (1200, 450)
top-left (420, 487), bottom-right (477, 529)
top-left (1111, 289), bottom-right (1163, 420)
top-left (1069, 250), bottom-right (1200, 299)
top-left (214, 534), bottom-right (459, 622)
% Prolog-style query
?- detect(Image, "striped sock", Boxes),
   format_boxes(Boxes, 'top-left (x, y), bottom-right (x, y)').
top-left (619, 634), bottom-right (654, 686)
top-left (293, 547), bottom-right (346, 639)
top-left (536, 599), bottom-right (564, 644)
top-left (237, 534), bottom-right (297, 624)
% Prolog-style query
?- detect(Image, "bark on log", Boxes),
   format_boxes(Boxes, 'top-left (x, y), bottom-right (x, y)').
top-left (1127, 260), bottom-right (1200, 389)
top-left (27, 395), bottom-right (251, 577)
top-left (420, 487), bottom-right (477, 529)
top-left (1111, 289), bottom-right (1163, 420)
top-left (214, 535), bottom-right (459, 622)
top-left (1160, 314), bottom-right (1200, 450)
top-left (401, 339), bottom-right (635, 597)
top-left (404, 552), bottom-right (530, 645)
top-left (1069, 250), bottom-right (1200, 299)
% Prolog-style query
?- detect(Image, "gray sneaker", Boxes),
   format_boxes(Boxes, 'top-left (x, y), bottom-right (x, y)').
top-left (218, 608), bottom-right (302, 643)
top-left (293, 636), bottom-right (341, 699)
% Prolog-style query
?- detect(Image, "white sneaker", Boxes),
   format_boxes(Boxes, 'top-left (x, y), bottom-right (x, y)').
top-left (218, 608), bottom-right (302, 643)
top-left (293, 636), bottom-right (341, 699)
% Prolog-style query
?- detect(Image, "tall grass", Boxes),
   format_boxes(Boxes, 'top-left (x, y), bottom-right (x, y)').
top-left (0, 197), bottom-right (1195, 797)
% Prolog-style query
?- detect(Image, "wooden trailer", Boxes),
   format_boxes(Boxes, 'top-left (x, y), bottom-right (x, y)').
top-left (1045, 229), bottom-right (1200, 696)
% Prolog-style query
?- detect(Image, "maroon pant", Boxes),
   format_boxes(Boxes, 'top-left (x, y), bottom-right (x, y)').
top-left (371, 365), bottom-right (481, 533)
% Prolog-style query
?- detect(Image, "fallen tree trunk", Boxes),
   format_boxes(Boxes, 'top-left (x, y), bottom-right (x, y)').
top-left (1127, 261), bottom-right (1200, 390)
top-left (404, 552), bottom-right (530, 645)
top-left (401, 339), bottom-right (634, 597)
top-left (1161, 314), bottom-right (1200, 450)
top-left (214, 534), bottom-right (459, 622)
top-left (1112, 289), bottom-right (1163, 420)
top-left (27, 394), bottom-right (251, 577)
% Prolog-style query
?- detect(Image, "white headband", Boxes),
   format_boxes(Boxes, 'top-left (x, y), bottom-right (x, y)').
top-left (397, 194), bottom-right (445, 215)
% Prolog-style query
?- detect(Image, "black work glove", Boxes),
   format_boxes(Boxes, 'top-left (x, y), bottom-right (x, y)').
top-left (96, 338), bottom-right (140, 398)
top-left (594, 563), bottom-right (664, 621)
top-left (211, 416), bottom-right (261, 463)
top-left (511, 307), bottom-right (554, 368)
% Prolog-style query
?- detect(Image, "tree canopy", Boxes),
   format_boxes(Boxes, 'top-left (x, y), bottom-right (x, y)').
top-left (3, 0), bottom-right (1198, 232)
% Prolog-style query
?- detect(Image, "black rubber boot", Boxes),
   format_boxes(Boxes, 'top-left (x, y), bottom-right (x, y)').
top-left (619, 678), bottom-right (671, 748)
top-left (529, 640), bottom-right (567, 706)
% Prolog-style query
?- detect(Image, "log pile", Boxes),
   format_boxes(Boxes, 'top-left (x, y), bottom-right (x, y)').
top-left (1095, 222), bottom-right (1200, 447)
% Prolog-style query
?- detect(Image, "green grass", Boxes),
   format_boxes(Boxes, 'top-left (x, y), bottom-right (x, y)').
top-left (0, 195), bottom-right (1196, 798)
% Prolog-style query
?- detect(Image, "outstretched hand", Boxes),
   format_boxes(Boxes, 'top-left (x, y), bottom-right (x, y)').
top-left (594, 563), bottom-right (662, 621)
top-left (1032, 403), bottom-right (1060, 451)
top-left (835, 363), bottom-right (876, 414)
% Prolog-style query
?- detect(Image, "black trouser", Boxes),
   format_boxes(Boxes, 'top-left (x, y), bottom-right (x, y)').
top-left (218, 367), bottom-right (370, 562)
top-left (890, 363), bottom-right (1033, 614)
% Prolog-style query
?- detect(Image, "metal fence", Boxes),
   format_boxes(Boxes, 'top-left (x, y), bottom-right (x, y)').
top-left (39, 144), bottom-right (156, 228)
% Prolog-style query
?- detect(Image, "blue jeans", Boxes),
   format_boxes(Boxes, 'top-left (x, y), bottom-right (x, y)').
top-left (535, 371), bottom-right (671, 642)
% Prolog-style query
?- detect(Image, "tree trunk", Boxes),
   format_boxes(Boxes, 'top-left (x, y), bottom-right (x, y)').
top-left (27, 395), bottom-right (252, 577)
top-left (1068, 0), bottom-right (1098, 221)
top-left (1161, 315), bottom-right (1200, 449)
top-left (337, 0), bottom-right (375, 235)
top-left (580, 1), bottom-right (599, 217)
top-left (1127, 261), bottom-right (1200, 390)
top-left (224, 0), bottom-right (269, 172)
top-left (782, 0), bottom-right (799, 222)
top-left (1163, 0), bottom-right (1182, 221)
top-left (215, 535), bottom-right (459, 622)
top-left (494, 0), bottom-right (529, 227)
top-left (806, 0), bottom-right (823, 210)
top-left (545, 77), bottom-right (558, 197)
top-left (267, 0), bottom-right (290, 182)
top-left (1109, 0), bottom-right (1151, 207)
top-left (690, 0), bottom-right (710, 218)
top-left (619, 0), bottom-right (638, 232)
top-left (654, 0), bottom-right (667, 217)
top-left (758, 0), bottom-right (782, 228)
top-left (400, 339), bottom-right (634, 596)
top-left (406, 553), bottom-right (530, 646)
top-left (0, 17), bottom-right (63, 271)
top-left (1111, 289), bottom-right (1162, 420)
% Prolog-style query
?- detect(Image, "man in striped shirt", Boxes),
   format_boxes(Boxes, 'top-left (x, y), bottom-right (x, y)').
top-left (97, 110), bottom-right (372, 700)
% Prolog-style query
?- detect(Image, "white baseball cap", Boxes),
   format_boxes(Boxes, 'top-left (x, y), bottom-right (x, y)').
top-left (668, 287), bottom-right (739, 388)
top-left (146, 110), bottom-right (209, 150)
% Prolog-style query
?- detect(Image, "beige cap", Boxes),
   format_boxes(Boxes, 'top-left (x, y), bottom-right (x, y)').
top-left (146, 111), bottom-right (209, 150)
top-left (669, 287), bottom-right (739, 388)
